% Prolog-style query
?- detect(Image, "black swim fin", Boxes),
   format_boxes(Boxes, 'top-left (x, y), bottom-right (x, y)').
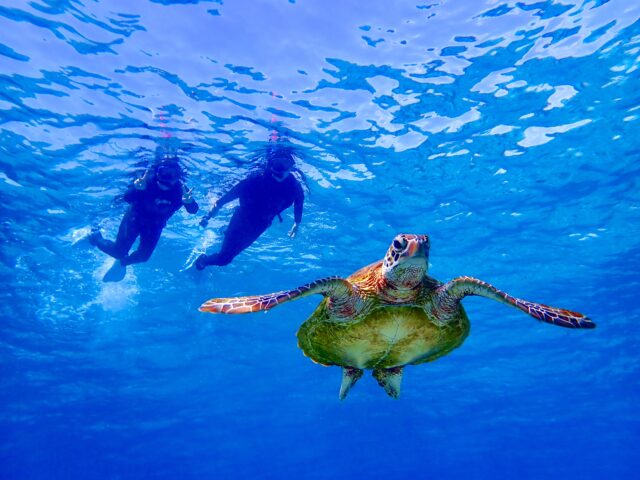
top-left (103, 260), bottom-right (127, 282)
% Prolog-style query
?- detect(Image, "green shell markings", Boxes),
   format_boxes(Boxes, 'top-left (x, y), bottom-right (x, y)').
top-left (200, 234), bottom-right (595, 400)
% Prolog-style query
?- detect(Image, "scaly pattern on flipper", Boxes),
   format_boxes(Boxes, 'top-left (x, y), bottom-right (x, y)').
top-left (200, 276), bottom-right (350, 315)
top-left (437, 276), bottom-right (595, 329)
top-left (511, 298), bottom-right (594, 329)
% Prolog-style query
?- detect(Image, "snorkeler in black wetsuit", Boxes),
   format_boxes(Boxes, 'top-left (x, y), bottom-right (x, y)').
top-left (89, 156), bottom-right (199, 269)
top-left (195, 144), bottom-right (304, 269)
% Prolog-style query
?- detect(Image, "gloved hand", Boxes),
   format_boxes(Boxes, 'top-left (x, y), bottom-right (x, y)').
top-left (182, 184), bottom-right (194, 204)
top-left (133, 169), bottom-right (152, 190)
top-left (133, 176), bottom-right (147, 190)
top-left (199, 202), bottom-right (219, 227)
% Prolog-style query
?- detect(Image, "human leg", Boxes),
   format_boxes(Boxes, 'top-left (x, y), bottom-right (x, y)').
top-left (196, 212), bottom-right (269, 269)
top-left (90, 210), bottom-right (139, 260)
top-left (121, 223), bottom-right (162, 266)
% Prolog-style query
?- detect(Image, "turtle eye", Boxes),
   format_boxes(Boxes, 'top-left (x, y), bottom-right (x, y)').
top-left (393, 238), bottom-right (408, 251)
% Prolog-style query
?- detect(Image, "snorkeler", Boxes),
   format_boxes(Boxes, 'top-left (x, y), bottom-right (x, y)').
top-left (195, 142), bottom-right (304, 270)
top-left (89, 153), bottom-right (199, 280)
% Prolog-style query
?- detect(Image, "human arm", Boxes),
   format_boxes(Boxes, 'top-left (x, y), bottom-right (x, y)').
top-left (199, 180), bottom-right (245, 227)
top-left (134, 168), bottom-right (153, 190)
top-left (289, 181), bottom-right (304, 238)
top-left (199, 201), bottom-right (219, 227)
top-left (124, 168), bottom-right (153, 203)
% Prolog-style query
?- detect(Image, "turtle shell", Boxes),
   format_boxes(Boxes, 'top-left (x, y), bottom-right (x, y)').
top-left (296, 265), bottom-right (470, 369)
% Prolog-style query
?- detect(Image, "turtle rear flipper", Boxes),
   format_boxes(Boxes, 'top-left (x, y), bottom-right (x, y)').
top-left (437, 276), bottom-right (595, 329)
top-left (372, 367), bottom-right (403, 399)
top-left (200, 276), bottom-right (358, 316)
top-left (339, 367), bottom-right (364, 400)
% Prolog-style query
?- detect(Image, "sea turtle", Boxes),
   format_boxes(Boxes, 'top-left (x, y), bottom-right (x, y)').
top-left (199, 234), bottom-right (594, 399)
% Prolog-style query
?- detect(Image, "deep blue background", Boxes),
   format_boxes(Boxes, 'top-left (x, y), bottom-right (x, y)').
top-left (1, 0), bottom-right (639, 478)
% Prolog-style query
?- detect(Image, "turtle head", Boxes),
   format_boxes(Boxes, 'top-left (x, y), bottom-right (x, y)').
top-left (382, 234), bottom-right (430, 289)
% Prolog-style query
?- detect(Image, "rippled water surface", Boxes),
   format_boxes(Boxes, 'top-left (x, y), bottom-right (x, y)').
top-left (2, 0), bottom-right (639, 478)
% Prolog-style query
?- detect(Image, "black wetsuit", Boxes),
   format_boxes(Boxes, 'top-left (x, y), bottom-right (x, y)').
top-left (93, 176), bottom-right (199, 265)
top-left (202, 171), bottom-right (304, 266)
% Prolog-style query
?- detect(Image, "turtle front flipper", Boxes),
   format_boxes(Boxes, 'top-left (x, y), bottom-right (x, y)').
top-left (436, 276), bottom-right (595, 329)
top-left (200, 276), bottom-right (358, 316)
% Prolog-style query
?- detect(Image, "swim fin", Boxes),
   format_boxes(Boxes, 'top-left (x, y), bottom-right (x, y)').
top-left (103, 260), bottom-right (127, 282)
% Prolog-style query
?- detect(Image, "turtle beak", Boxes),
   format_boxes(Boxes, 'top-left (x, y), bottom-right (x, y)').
top-left (405, 241), bottom-right (421, 257)
top-left (403, 234), bottom-right (429, 259)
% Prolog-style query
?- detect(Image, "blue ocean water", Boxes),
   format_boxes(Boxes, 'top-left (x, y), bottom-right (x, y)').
top-left (1, 0), bottom-right (639, 478)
